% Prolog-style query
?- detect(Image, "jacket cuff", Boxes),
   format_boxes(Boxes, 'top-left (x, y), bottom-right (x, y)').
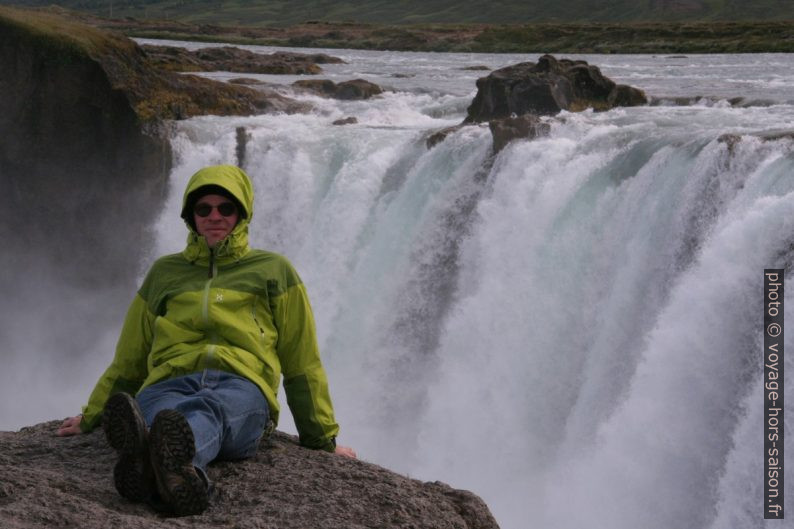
top-left (78, 414), bottom-right (95, 433)
top-left (320, 437), bottom-right (336, 453)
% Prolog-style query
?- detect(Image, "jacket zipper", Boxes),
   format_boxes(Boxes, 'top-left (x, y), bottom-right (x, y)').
top-left (202, 248), bottom-right (218, 368)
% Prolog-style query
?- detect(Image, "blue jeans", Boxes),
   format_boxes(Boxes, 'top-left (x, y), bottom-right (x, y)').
top-left (136, 369), bottom-right (269, 473)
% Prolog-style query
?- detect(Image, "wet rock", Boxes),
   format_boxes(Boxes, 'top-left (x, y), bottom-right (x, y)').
top-left (426, 124), bottom-right (467, 149)
top-left (292, 78), bottom-right (335, 95)
top-left (489, 114), bottom-right (551, 152)
top-left (332, 116), bottom-right (358, 125)
top-left (717, 133), bottom-right (742, 154)
top-left (142, 44), bottom-right (344, 75)
top-left (465, 54), bottom-right (647, 122)
top-left (718, 130), bottom-right (794, 153)
top-left (460, 65), bottom-right (490, 71)
top-left (608, 84), bottom-right (650, 107)
top-left (292, 78), bottom-right (384, 100)
top-left (235, 127), bottom-right (251, 168)
top-left (0, 421), bottom-right (501, 529)
top-left (228, 77), bottom-right (265, 85)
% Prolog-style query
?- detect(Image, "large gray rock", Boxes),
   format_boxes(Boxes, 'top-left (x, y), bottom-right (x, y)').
top-left (0, 422), bottom-right (500, 529)
top-left (465, 54), bottom-right (647, 122)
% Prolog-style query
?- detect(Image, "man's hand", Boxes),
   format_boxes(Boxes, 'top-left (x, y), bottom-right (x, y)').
top-left (56, 415), bottom-right (83, 436)
top-left (334, 444), bottom-right (356, 458)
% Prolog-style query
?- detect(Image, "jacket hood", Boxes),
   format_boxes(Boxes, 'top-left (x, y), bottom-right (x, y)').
top-left (180, 165), bottom-right (254, 263)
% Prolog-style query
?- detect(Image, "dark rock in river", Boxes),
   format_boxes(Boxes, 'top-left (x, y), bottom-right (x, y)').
top-left (142, 44), bottom-right (344, 75)
top-left (719, 130), bottom-right (794, 155)
top-left (0, 421), bottom-right (500, 529)
top-left (608, 83), bottom-right (649, 107)
top-left (426, 124), bottom-right (467, 149)
top-left (228, 77), bottom-right (265, 85)
top-left (465, 54), bottom-right (647, 122)
top-left (292, 78), bottom-right (384, 100)
top-left (490, 114), bottom-right (551, 153)
top-left (235, 126), bottom-right (251, 168)
top-left (332, 116), bottom-right (359, 125)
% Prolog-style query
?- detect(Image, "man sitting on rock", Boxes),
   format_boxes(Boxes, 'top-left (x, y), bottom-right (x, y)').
top-left (57, 164), bottom-right (355, 515)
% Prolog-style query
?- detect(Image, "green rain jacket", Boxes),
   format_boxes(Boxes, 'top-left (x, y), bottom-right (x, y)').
top-left (81, 165), bottom-right (340, 451)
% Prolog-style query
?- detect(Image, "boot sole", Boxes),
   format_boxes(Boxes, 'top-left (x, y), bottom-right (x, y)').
top-left (149, 409), bottom-right (208, 516)
top-left (103, 393), bottom-right (153, 502)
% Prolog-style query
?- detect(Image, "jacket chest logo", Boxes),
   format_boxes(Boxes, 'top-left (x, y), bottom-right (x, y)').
top-left (215, 293), bottom-right (224, 302)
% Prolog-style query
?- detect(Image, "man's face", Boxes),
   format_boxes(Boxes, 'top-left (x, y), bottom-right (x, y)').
top-left (193, 194), bottom-right (239, 248)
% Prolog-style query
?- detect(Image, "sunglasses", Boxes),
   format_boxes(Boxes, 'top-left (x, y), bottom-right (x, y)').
top-left (194, 202), bottom-right (237, 217)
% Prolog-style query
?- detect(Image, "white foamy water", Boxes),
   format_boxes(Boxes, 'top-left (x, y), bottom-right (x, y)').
top-left (13, 41), bottom-right (794, 529)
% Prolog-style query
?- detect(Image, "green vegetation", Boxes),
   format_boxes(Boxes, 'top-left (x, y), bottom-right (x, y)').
top-left (2, 0), bottom-right (794, 26)
top-left (3, 2), bottom-right (793, 53)
top-left (0, 4), bottom-right (136, 60)
top-left (471, 21), bottom-right (794, 53)
top-left (101, 19), bottom-right (794, 53)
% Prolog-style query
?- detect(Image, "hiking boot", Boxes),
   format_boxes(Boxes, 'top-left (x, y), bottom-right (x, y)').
top-left (149, 409), bottom-right (209, 516)
top-left (103, 392), bottom-right (155, 502)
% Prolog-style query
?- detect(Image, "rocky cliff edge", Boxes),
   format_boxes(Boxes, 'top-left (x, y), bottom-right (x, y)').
top-left (0, 6), bottom-right (306, 123)
top-left (0, 422), bottom-right (499, 529)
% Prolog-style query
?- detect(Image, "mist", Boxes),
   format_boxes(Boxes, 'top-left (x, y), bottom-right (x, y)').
top-left (0, 251), bottom-right (139, 430)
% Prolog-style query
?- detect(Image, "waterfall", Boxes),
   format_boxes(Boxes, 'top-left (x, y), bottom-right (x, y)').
top-left (150, 90), bottom-right (794, 528)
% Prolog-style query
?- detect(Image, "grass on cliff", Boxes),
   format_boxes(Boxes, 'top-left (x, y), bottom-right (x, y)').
top-left (0, 5), bottom-right (137, 60)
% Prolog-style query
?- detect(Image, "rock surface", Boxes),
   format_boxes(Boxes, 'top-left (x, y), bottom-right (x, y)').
top-left (426, 54), bottom-right (647, 151)
top-left (292, 78), bottom-right (384, 100)
top-left (0, 422), bottom-right (500, 529)
top-left (489, 114), bottom-right (551, 152)
top-left (465, 54), bottom-right (647, 122)
top-left (426, 124), bottom-right (468, 149)
top-left (332, 116), bottom-right (359, 125)
top-left (228, 77), bottom-right (266, 85)
top-left (142, 44), bottom-right (344, 75)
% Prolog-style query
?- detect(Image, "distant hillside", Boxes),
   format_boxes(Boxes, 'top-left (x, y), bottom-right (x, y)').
top-left (2, 0), bottom-right (793, 26)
